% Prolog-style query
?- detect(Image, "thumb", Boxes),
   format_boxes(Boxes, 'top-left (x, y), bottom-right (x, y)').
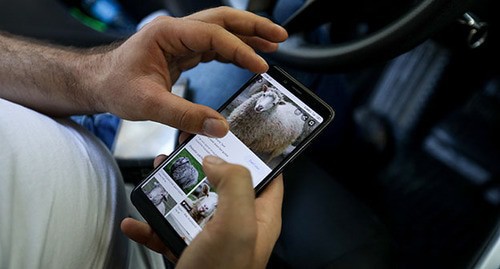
top-left (202, 156), bottom-right (255, 224)
top-left (150, 92), bottom-right (229, 138)
top-left (177, 156), bottom-right (257, 269)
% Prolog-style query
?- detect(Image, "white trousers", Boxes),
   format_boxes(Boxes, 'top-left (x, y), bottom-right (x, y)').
top-left (0, 98), bottom-right (165, 269)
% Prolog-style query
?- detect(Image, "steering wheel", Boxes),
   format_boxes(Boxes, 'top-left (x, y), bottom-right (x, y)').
top-left (169, 0), bottom-right (476, 72)
top-left (267, 0), bottom-right (476, 72)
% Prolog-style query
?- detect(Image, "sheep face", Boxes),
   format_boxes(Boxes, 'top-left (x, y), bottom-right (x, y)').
top-left (190, 191), bottom-right (218, 226)
top-left (227, 83), bottom-right (305, 163)
top-left (194, 193), bottom-right (218, 216)
top-left (146, 182), bottom-right (166, 206)
top-left (254, 90), bottom-right (282, 113)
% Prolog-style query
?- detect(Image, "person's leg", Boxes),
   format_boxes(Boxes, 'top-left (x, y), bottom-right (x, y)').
top-left (70, 113), bottom-right (121, 150)
top-left (0, 98), bottom-right (164, 268)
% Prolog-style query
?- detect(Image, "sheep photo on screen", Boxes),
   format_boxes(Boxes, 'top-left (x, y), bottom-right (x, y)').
top-left (222, 75), bottom-right (313, 167)
top-left (164, 149), bottom-right (205, 194)
top-left (142, 177), bottom-right (177, 216)
top-left (180, 180), bottom-right (218, 227)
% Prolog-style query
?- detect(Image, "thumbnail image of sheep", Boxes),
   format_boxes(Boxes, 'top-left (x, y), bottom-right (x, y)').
top-left (142, 178), bottom-right (176, 216)
top-left (164, 149), bottom-right (205, 194)
top-left (181, 180), bottom-right (218, 228)
top-left (222, 80), bottom-right (307, 165)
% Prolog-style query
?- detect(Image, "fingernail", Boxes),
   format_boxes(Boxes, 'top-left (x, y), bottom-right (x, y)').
top-left (202, 118), bottom-right (228, 137)
top-left (204, 155), bottom-right (226, 165)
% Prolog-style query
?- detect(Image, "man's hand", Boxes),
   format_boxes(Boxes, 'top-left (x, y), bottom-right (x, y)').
top-left (91, 7), bottom-right (288, 137)
top-left (0, 7), bottom-right (287, 138)
top-left (121, 155), bottom-right (284, 269)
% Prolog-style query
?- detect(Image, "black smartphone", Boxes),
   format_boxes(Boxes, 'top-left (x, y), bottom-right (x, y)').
top-left (130, 65), bottom-right (335, 257)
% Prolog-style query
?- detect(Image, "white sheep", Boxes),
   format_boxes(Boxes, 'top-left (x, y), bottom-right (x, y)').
top-left (227, 84), bottom-right (305, 163)
top-left (188, 183), bottom-right (218, 227)
top-left (145, 181), bottom-right (168, 215)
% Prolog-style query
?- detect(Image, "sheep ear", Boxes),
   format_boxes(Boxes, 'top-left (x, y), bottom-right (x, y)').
top-left (202, 184), bottom-right (209, 195)
top-left (278, 100), bottom-right (286, 105)
top-left (262, 84), bottom-right (269, 92)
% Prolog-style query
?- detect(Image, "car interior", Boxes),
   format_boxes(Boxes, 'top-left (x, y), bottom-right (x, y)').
top-left (1, 0), bottom-right (499, 268)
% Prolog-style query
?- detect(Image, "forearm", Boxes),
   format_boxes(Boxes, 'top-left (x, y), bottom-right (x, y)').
top-left (0, 32), bottom-right (113, 116)
top-left (0, 7), bottom-right (287, 136)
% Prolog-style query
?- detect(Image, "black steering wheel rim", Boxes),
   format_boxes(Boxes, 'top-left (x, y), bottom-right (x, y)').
top-left (266, 0), bottom-right (475, 72)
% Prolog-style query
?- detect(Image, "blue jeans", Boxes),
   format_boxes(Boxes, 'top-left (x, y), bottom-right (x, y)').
top-left (71, 113), bottom-right (121, 150)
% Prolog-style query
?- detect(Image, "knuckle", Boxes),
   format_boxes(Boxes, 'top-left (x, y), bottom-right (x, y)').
top-left (135, 91), bottom-right (162, 120)
top-left (213, 6), bottom-right (231, 14)
top-left (176, 106), bottom-right (201, 132)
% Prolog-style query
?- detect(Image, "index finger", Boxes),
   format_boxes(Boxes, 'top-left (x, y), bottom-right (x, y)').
top-left (145, 13), bottom-right (281, 73)
top-left (164, 18), bottom-right (268, 73)
top-left (150, 90), bottom-right (229, 137)
top-left (186, 7), bottom-right (288, 43)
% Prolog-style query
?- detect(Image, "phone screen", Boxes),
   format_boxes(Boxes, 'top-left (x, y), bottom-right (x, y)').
top-left (132, 66), bottom-right (334, 251)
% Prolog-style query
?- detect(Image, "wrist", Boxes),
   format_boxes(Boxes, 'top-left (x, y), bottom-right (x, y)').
top-left (74, 51), bottom-right (110, 114)
top-left (73, 44), bottom-right (121, 114)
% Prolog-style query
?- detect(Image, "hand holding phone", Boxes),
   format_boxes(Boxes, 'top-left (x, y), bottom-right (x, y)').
top-left (122, 155), bottom-right (284, 268)
top-left (129, 65), bottom-right (335, 257)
